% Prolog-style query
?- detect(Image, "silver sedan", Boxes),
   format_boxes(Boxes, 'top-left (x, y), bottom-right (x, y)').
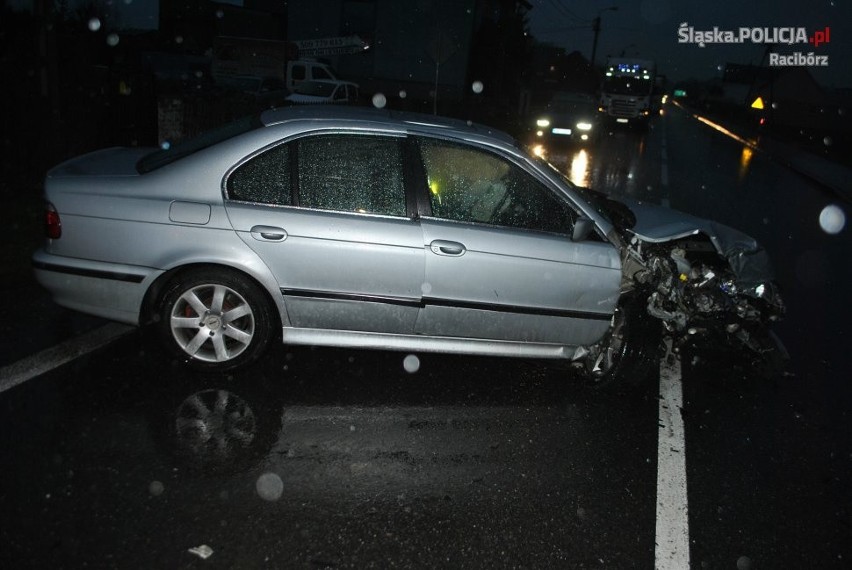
top-left (33, 106), bottom-right (784, 388)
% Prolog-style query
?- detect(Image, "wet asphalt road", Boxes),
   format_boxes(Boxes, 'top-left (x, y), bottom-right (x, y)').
top-left (1, 104), bottom-right (850, 568)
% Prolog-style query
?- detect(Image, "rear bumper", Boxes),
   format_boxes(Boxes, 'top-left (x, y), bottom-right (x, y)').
top-left (32, 249), bottom-right (162, 325)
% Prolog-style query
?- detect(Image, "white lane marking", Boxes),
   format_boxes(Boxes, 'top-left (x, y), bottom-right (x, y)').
top-left (660, 116), bottom-right (670, 207)
top-left (655, 337), bottom-right (690, 569)
top-left (0, 323), bottom-right (133, 394)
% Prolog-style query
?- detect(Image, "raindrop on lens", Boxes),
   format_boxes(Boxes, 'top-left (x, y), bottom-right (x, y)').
top-left (88, 18), bottom-right (101, 32)
top-left (819, 204), bottom-right (845, 234)
top-left (403, 354), bottom-right (420, 373)
top-left (256, 472), bottom-right (284, 501)
top-left (471, 81), bottom-right (484, 94)
top-left (149, 480), bottom-right (164, 496)
top-left (372, 93), bottom-right (387, 108)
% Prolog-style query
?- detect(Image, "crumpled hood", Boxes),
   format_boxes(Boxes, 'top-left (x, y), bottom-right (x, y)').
top-left (621, 199), bottom-right (775, 285)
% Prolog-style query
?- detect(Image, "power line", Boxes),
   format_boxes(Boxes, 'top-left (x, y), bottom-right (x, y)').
top-left (544, 0), bottom-right (587, 24)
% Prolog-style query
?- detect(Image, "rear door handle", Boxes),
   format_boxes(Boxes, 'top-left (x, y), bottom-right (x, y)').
top-left (429, 240), bottom-right (466, 257)
top-left (250, 225), bottom-right (287, 242)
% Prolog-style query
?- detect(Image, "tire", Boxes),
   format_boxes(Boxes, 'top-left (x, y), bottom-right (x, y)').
top-left (584, 294), bottom-right (662, 391)
top-left (157, 268), bottom-right (276, 371)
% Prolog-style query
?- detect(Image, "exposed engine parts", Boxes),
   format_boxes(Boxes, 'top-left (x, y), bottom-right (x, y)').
top-left (626, 236), bottom-right (785, 353)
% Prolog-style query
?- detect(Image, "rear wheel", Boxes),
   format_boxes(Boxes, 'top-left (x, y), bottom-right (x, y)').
top-left (157, 268), bottom-right (276, 370)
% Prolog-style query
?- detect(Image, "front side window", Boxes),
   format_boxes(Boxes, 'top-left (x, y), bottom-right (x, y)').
top-left (227, 143), bottom-right (291, 205)
top-left (297, 134), bottom-right (407, 217)
top-left (417, 138), bottom-right (575, 234)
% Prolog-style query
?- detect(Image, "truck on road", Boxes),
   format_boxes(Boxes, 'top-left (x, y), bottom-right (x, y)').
top-left (598, 58), bottom-right (656, 126)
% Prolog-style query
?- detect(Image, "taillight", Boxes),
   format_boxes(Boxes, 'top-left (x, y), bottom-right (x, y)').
top-left (45, 202), bottom-right (62, 239)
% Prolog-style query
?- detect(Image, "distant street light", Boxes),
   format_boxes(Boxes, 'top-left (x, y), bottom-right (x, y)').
top-left (591, 6), bottom-right (618, 67)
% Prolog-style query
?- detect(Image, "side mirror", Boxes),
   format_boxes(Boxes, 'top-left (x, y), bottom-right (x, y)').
top-left (572, 216), bottom-right (594, 242)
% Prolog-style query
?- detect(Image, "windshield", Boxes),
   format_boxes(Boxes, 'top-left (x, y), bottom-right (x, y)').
top-left (603, 76), bottom-right (652, 96)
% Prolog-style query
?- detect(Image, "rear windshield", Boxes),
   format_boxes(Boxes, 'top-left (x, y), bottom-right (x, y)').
top-left (136, 115), bottom-right (263, 173)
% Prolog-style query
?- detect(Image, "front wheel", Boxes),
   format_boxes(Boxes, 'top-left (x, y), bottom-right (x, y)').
top-left (157, 268), bottom-right (276, 370)
top-left (584, 294), bottom-right (662, 391)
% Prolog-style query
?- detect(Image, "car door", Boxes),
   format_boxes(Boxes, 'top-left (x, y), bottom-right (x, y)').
top-left (224, 132), bottom-right (424, 333)
top-left (411, 136), bottom-right (621, 346)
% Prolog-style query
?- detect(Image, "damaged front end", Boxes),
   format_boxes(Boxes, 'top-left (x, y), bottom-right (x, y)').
top-left (624, 230), bottom-right (785, 361)
top-left (544, 180), bottom-right (787, 384)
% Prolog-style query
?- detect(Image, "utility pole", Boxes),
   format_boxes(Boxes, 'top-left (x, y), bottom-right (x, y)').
top-left (591, 16), bottom-right (601, 68)
top-left (590, 6), bottom-right (618, 68)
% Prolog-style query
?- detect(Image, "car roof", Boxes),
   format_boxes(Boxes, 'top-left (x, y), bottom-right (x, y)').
top-left (259, 105), bottom-right (516, 146)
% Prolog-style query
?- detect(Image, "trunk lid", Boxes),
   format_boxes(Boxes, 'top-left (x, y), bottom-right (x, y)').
top-left (48, 147), bottom-right (154, 178)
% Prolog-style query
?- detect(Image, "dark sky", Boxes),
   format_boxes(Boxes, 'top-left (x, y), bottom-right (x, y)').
top-left (9, 0), bottom-right (852, 88)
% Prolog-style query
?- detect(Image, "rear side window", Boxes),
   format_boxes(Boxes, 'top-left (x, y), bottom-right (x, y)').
top-left (297, 134), bottom-right (406, 217)
top-left (416, 137), bottom-right (575, 234)
top-left (227, 144), bottom-right (291, 205)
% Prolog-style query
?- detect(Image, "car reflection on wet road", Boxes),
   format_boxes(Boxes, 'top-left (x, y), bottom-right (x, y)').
top-left (0, 333), bottom-right (661, 568)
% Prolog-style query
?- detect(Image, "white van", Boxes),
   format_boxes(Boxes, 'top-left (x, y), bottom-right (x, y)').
top-left (286, 60), bottom-right (339, 91)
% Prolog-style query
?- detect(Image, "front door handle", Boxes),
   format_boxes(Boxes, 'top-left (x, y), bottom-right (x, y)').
top-left (250, 225), bottom-right (287, 242)
top-left (429, 240), bottom-right (466, 257)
